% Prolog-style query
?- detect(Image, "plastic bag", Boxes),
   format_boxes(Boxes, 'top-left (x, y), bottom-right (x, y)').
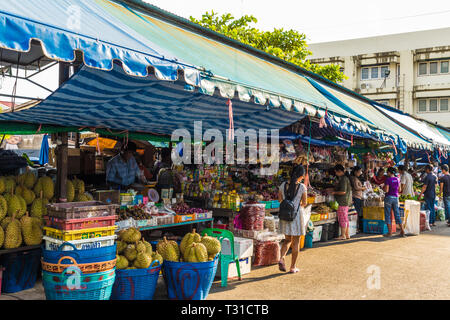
top-left (240, 202), bottom-right (266, 230)
top-left (264, 216), bottom-right (275, 232)
top-left (255, 231), bottom-right (284, 242)
top-left (253, 240), bottom-right (280, 266)
top-left (423, 210), bottom-right (432, 231)
top-left (437, 208), bottom-right (445, 221)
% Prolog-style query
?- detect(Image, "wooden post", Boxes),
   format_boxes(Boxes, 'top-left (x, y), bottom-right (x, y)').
top-left (56, 62), bottom-right (71, 202)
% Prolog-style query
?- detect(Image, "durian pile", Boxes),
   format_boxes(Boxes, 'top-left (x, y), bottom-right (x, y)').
top-left (156, 229), bottom-right (221, 263)
top-left (115, 228), bottom-right (163, 270)
top-left (67, 177), bottom-right (93, 202)
top-left (0, 172), bottom-right (54, 249)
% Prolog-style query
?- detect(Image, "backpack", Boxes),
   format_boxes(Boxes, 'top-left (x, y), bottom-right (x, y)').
top-left (279, 182), bottom-right (301, 222)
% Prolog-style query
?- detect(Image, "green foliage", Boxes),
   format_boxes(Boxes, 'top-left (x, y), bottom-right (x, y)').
top-left (190, 11), bottom-right (346, 83)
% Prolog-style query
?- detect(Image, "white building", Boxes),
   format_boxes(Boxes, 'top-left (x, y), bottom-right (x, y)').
top-left (308, 27), bottom-right (450, 128)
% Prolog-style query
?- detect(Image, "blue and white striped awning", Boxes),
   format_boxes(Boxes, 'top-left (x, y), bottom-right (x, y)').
top-left (0, 64), bottom-right (305, 135)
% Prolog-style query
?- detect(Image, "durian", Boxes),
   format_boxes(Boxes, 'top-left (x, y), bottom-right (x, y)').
top-left (73, 178), bottom-right (85, 195)
top-left (123, 244), bottom-right (137, 261)
top-left (66, 180), bottom-right (75, 202)
top-left (20, 213), bottom-right (42, 246)
top-left (180, 228), bottom-right (201, 255)
top-left (201, 235), bottom-right (221, 256)
top-left (30, 197), bottom-right (48, 218)
top-left (3, 214), bottom-right (22, 249)
top-left (0, 225), bottom-right (4, 248)
top-left (120, 228), bottom-right (141, 243)
top-left (133, 252), bottom-right (152, 269)
top-left (156, 237), bottom-right (180, 262)
top-left (116, 255), bottom-right (129, 269)
top-left (7, 194), bottom-right (26, 218)
top-left (0, 195), bottom-right (7, 221)
top-left (0, 176), bottom-right (5, 194)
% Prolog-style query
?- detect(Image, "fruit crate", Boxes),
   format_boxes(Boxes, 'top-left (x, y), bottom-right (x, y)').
top-left (43, 226), bottom-right (117, 241)
top-left (134, 219), bottom-right (150, 228)
top-left (115, 218), bottom-right (134, 230)
top-left (44, 215), bottom-right (117, 231)
top-left (310, 213), bottom-right (321, 222)
top-left (47, 201), bottom-right (119, 220)
top-left (363, 206), bottom-right (385, 220)
top-left (43, 235), bottom-right (117, 251)
top-left (261, 201), bottom-right (272, 209)
top-left (362, 219), bottom-right (388, 235)
top-left (174, 213), bottom-right (195, 223)
top-left (156, 215), bottom-right (174, 226)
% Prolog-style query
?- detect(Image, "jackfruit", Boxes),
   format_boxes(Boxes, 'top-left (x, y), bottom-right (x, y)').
top-left (180, 228), bottom-right (201, 255)
top-left (116, 240), bottom-right (127, 254)
top-left (66, 180), bottom-right (75, 202)
top-left (123, 244), bottom-right (137, 261)
top-left (142, 239), bottom-right (153, 256)
top-left (7, 194), bottom-right (26, 218)
top-left (184, 242), bottom-right (208, 263)
top-left (24, 172), bottom-right (36, 189)
top-left (0, 226), bottom-right (4, 248)
top-left (73, 178), bottom-right (85, 195)
top-left (0, 195), bottom-right (7, 221)
top-left (152, 252), bottom-right (163, 265)
top-left (4, 177), bottom-right (15, 194)
top-left (20, 214), bottom-right (42, 246)
top-left (201, 235), bottom-right (221, 256)
top-left (120, 228), bottom-right (141, 243)
top-left (30, 198), bottom-right (48, 218)
top-left (0, 176), bottom-right (5, 194)
top-left (134, 252), bottom-right (152, 269)
top-left (3, 215), bottom-right (22, 249)
top-left (156, 237), bottom-right (180, 262)
top-left (116, 255), bottom-right (129, 269)
top-left (21, 188), bottom-right (36, 205)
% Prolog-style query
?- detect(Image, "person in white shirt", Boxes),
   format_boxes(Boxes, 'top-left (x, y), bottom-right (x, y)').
top-left (398, 165), bottom-right (414, 197)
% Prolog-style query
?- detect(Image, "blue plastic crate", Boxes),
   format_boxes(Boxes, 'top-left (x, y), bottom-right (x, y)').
top-left (271, 200), bottom-right (280, 209)
top-left (42, 243), bottom-right (117, 264)
top-left (0, 248), bottom-right (41, 294)
top-left (363, 219), bottom-right (388, 234)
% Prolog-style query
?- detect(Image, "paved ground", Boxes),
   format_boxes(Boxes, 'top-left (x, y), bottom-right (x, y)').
top-left (2, 221), bottom-right (449, 300)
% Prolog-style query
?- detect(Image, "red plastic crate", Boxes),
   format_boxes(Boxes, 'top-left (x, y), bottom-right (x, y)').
top-left (44, 215), bottom-right (117, 231)
top-left (213, 223), bottom-right (228, 230)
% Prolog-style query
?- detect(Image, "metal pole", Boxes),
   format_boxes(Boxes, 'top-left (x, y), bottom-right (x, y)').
top-left (55, 62), bottom-right (70, 202)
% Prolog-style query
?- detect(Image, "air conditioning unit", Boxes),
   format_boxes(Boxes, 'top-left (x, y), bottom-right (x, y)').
top-left (360, 83), bottom-right (371, 89)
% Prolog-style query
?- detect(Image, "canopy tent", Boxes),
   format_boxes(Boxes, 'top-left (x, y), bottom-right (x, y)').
top-left (306, 78), bottom-right (433, 151)
top-left (0, 64), bottom-right (306, 135)
top-left (0, 0), bottom-right (428, 147)
top-left (373, 102), bottom-right (450, 150)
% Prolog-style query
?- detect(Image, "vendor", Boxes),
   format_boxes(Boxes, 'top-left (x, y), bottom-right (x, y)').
top-left (106, 142), bottom-right (147, 190)
top-left (371, 168), bottom-right (386, 186)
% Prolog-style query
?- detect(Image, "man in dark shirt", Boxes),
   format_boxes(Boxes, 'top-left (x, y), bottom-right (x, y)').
top-left (420, 164), bottom-right (438, 226)
top-left (439, 164), bottom-right (450, 226)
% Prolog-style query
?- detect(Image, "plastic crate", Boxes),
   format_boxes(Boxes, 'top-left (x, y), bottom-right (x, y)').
top-left (271, 200), bottom-right (280, 209)
top-left (174, 214), bottom-right (195, 223)
top-left (261, 201), bottom-right (272, 209)
top-left (363, 206), bottom-right (385, 220)
top-left (44, 215), bottom-right (117, 231)
top-left (310, 213), bottom-right (321, 222)
top-left (43, 225), bottom-right (117, 241)
top-left (320, 213), bottom-right (329, 221)
top-left (307, 196), bottom-right (315, 205)
top-left (363, 219), bottom-right (388, 234)
top-left (0, 248), bottom-right (41, 293)
top-left (94, 190), bottom-right (120, 204)
top-left (43, 235), bottom-right (117, 251)
top-left (47, 201), bottom-right (119, 219)
top-left (42, 243), bottom-right (117, 264)
top-left (43, 268), bottom-right (115, 300)
top-left (115, 218), bottom-right (134, 230)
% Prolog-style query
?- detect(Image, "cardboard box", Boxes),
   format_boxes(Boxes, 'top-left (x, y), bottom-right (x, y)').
top-left (216, 256), bottom-right (251, 279)
top-left (221, 236), bottom-right (253, 259)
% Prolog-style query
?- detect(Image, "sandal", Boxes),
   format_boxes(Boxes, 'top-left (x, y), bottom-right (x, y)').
top-left (278, 259), bottom-right (287, 272)
top-left (289, 268), bottom-right (299, 273)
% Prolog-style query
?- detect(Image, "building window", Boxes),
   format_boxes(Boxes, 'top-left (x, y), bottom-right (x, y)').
top-left (429, 62), bottom-right (438, 74)
top-left (361, 68), bottom-right (369, 80)
top-left (419, 63), bottom-right (427, 75)
top-left (418, 100), bottom-right (427, 112)
top-left (440, 99), bottom-right (448, 111)
top-left (380, 66), bottom-right (389, 78)
top-left (371, 67), bottom-right (379, 79)
top-left (429, 99), bottom-right (438, 111)
top-left (441, 61), bottom-right (449, 73)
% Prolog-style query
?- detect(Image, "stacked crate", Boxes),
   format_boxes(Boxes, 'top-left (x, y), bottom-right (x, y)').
top-left (41, 201), bottom-right (119, 300)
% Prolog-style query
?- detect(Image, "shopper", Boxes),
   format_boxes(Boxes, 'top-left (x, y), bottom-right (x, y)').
top-left (420, 164), bottom-right (438, 227)
top-left (439, 164), bottom-right (450, 227)
top-left (350, 166), bottom-right (365, 232)
top-left (398, 165), bottom-right (414, 197)
top-left (383, 167), bottom-right (406, 237)
top-left (331, 165), bottom-right (352, 240)
top-left (278, 165), bottom-right (307, 274)
top-left (371, 168), bottom-right (387, 186)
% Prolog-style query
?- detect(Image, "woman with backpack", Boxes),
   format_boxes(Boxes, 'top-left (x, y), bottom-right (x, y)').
top-left (278, 165), bottom-right (307, 274)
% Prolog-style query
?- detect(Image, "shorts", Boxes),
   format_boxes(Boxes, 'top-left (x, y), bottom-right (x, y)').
top-left (337, 206), bottom-right (349, 228)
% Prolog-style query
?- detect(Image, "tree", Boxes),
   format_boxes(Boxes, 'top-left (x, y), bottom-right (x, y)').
top-left (190, 11), bottom-right (345, 83)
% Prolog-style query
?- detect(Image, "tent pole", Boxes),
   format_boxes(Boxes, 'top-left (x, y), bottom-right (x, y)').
top-left (55, 62), bottom-right (70, 202)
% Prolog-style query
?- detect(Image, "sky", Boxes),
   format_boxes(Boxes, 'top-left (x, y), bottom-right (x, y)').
top-left (2, 0), bottom-right (450, 104)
